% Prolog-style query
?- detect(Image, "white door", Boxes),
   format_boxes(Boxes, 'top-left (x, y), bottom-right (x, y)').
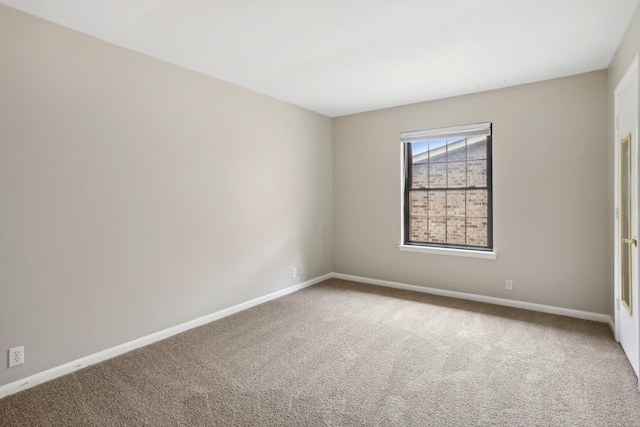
top-left (615, 55), bottom-right (639, 381)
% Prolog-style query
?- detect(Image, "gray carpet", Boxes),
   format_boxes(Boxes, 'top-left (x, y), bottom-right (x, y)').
top-left (1, 278), bottom-right (640, 426)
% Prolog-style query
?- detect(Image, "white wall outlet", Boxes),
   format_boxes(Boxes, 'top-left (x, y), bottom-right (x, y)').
top-left (505, 279), bottom-right (513, 291)
top-left (291, 267), bottom-right (297, 278)
top-left (9, 346), bottom-right (24, 368)
top-left (297, 267), bottom-right (302, 277)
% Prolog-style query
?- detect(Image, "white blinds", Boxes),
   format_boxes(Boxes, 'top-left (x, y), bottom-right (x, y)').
top-left (401, 122), bottom-right (491, 143)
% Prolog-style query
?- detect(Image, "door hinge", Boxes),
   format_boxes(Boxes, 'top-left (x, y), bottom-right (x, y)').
top-left (616, 298), bottom-right (621, 310)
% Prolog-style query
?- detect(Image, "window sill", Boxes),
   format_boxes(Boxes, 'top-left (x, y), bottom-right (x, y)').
top-left (398, 244), bottom-right (497, 260)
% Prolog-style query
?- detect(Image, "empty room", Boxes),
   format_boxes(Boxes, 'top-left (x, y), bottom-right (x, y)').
top-left (2, 1), bottom-right (640, 425)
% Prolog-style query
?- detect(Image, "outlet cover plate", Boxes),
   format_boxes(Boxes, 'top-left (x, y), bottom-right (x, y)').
top-left (505, 280), bottom-right (513, 291)
top-left (9, 346), bottom-right (24, 368)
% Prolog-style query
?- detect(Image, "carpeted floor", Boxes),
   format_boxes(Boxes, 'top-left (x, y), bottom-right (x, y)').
top-left (1, 278), bottom-right (640, 426)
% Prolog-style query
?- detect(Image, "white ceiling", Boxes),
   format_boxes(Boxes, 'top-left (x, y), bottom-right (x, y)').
top-left (2, 1), bottom-right (639, 117)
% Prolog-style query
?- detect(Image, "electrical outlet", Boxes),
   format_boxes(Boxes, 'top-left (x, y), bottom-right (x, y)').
top-left (505, 279), bottom-right (513, 291)
top-left (291, 267), bottom-right (297, 278)
top-left (9, 346), bottom-right (24, 368)
top-left (297, 267), bottom-right (302, 277)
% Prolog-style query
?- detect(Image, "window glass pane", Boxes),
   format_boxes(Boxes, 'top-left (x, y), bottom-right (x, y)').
top-left (410, 216), bottom-right (428, 242)
top-left (428, 218), bottom-right (446, 243)
top-left (447, 217), bottom-right (466, 245)
top-left (427, 191), bottom-right (445, 217)
top-left (447, 161), bottom-right (466, 188)
top-left (467, 137), bottom-right (487, 160)
top-left (466, 190), bottom-right (487, 218)
top-left (412, 141), bottom-right (430, 157)
top-left (467, 160), bottom-right (486, 187)
top-left (411, 141), bottom-right (429, 178)
top-left (446, 137), bottom-right (466, 161)
top-left (446, 190), bottom-right (465, 217)
top-left (409, 191), bottom-right (427, 215)
top-left (411, 164), bottom-right (429, 188)
top-left (429, 163), bottom-right (447, 188)
top-left (466, 218), bottom-right (488, 246)
top-left (429, 139), bottom-right (447, 163)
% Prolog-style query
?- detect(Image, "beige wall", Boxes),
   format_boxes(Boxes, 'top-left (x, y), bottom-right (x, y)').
top-left (607, 5), bottom-right (640, 318)
top-left (0, 6), bottom-right (332, 387)
top-left (333, 71), bottom-right (609, 314)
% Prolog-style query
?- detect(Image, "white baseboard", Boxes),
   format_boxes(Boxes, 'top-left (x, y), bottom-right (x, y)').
top-left (0, 273), bottom-right (331, 400)
top-left (332, 273), bottom-right (613, 325)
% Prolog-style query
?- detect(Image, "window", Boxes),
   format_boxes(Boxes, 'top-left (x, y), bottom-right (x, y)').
top-left (401, 122), bottom-right (493, 252)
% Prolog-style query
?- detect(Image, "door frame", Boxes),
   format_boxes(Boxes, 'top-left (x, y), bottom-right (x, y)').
top-left (614, 54), bottom-right (640, 388)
